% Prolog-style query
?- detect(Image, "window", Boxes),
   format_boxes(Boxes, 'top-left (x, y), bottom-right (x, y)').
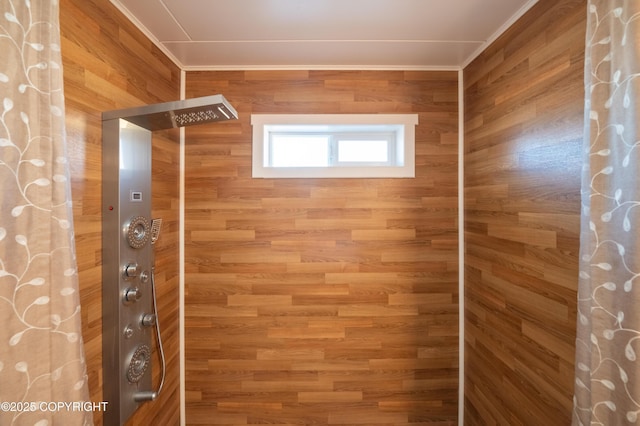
top-left (251, 114), bottom-right (418, 178)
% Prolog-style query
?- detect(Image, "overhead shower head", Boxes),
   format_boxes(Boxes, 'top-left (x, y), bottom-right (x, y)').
top-left (102, 94), bottom-right (238, 131)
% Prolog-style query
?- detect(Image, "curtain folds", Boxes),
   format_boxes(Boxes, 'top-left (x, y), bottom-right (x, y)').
top-left (0, 0), bottom-right (92, 424)
top-left (573, 1), bottom-right (640, 424)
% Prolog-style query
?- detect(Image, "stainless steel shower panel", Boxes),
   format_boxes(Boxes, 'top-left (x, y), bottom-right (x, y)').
top-left (102, 94), bottom-right (237, 425)
top-left (102, 119), bottom-right (154, 425)
top-left (101, 94), bottom-right (238, 131)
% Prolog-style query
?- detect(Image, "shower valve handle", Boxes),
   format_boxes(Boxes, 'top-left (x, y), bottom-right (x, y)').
top-left (141, 314), bottom-right (156, 327)
top-left (124, 263), bottom-right (139, 278)
top-left (124, 287), bottom-right (142, 302)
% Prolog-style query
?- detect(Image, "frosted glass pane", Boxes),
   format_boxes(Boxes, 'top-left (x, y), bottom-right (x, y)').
top-left (271, 135), bottom-right (329, 167)
top-left (338, 140), bottom-right (388, 162)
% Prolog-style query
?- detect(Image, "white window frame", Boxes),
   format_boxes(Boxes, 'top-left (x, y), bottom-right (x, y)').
top-left (251, 114), bottom-right (418, 178)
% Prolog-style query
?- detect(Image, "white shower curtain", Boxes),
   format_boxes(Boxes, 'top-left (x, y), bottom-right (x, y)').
top-left (573, 1), bottom-right (640, 425)
top-left (0, 0), bottom-right (92, 424)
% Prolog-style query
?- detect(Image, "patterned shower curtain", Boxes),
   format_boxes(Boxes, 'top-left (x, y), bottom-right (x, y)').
top-left (573, 1), bottom-right (640, 425)
top-left (0, 1), bottom-right (92, 424)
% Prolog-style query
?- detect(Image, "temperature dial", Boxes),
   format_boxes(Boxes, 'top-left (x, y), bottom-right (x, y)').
top-left (124, 263), bottom-right (139, 278)
top-left (124, 287), bottom-right (142, 303)
top-left (141, 314), bottom-right (156, 327)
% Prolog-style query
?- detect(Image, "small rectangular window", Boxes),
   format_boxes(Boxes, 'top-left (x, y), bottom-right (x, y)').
top-left (252, 114), bottom-right (418, 178)
top-left (270, 134), bottom-right (330, 167)
top-left (337, 139), bottom-right (391, 164)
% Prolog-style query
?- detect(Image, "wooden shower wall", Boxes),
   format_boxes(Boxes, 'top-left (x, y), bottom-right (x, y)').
top-left (183, 71), bottom-right (460, 425)
top-left (61, 0), bottom-right (181, 424)
top-left (463, 0), bottom-right (585, 424)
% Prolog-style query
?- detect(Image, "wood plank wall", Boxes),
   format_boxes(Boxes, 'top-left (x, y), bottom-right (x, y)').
top-left (60, 0), bottom-right (182, 424)
top-left (463, 0), bottom-right (585, 424)
top-left (183, 70), bottom-right (460, 425)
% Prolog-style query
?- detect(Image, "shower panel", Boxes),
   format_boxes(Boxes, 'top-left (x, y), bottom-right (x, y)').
top-left (102, 95), bottom-right (237, 425)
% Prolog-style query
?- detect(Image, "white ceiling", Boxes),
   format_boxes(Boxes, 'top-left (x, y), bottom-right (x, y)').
top-left (110, 0), bottom-right (538, 70)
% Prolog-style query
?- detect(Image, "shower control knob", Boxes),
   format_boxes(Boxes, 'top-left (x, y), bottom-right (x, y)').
top-left (124, 263), bottom-right (139, 278)
top-left (124, 287), bottom-right (142, 303)
top-left (141, 314), bottom-right (156, 327)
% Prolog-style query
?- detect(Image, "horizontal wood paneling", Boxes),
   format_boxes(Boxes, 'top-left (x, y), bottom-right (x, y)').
top-left (61, 0), bottom-right (181, 424)
top-left (184, 70), bottom-right (459, 425)
top-left (463, 0), bottom-right (585, 424)
top-left (59, 1), bottom-right (586, 423)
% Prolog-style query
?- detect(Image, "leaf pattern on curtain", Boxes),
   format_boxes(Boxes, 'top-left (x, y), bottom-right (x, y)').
top-left (0, 0), bottom-right (92, 425)
top-left (574, 1), bottom-right (640, 425)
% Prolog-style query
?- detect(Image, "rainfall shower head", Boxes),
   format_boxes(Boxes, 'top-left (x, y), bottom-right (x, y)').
top-left (102, 94), bottom-right (238, 131)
